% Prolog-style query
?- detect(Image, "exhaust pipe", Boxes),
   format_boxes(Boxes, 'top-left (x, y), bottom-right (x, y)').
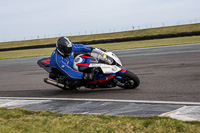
top-left (44, 78), bottom-right (69, 89)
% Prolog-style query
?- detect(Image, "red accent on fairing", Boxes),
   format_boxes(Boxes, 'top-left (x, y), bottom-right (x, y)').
top-left (80, 55), bottom-right (95, 60)
top-left (41, 59), bottom-right (50, 64)
top-left (77, 64), bottom-right (90, 66)
top-left (118, 68), bottom-right (126, 73)
top-left (85, 75), bottom-right (115, 85)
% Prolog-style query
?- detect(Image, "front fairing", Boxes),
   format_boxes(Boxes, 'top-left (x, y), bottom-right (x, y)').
top-left (106, 52), bottom-right (122, 66)
top-left (89, 63), bottom-right (121, 74)
top-left (116, 68), bottom-right (126, 75)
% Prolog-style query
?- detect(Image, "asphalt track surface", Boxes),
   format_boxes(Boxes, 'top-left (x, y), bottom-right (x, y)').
top-left (0, 43), bottom-right (200, 102)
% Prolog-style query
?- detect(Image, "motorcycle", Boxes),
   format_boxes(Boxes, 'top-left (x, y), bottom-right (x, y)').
top-left (37, 49), bottom-right (140, 91)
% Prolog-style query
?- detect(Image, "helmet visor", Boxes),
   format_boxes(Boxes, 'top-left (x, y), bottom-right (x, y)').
top-left (63, 44), bottom-right (72, 56)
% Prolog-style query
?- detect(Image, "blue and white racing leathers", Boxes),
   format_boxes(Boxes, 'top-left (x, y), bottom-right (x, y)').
top-left (50, 43), bottom-right (92, 80)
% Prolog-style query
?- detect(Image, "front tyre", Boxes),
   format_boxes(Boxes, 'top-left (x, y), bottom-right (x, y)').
top-left (120, 70), bottom-right (140, 89)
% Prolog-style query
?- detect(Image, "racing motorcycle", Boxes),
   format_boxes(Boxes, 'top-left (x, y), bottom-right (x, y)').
top-left (37, 49), bottom-right (140, 91)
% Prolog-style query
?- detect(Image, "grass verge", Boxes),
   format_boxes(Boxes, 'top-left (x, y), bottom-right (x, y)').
top-left (0, 108), bottom-right (200, 133)
top-left (0, 23), bottom-right (200, 49)
top-left (1, 36), bottom-right (200, 60)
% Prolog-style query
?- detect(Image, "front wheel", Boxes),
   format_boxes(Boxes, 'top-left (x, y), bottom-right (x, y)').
top-left (118, 70), bottom-right (140, 89)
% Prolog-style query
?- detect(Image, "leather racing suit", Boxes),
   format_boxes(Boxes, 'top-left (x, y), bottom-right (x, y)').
top-left (49, 43), bottom-right (92, 80)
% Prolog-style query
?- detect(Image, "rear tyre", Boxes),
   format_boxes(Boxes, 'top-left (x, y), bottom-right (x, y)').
top-left (121, 70), bottom-right (140, 89)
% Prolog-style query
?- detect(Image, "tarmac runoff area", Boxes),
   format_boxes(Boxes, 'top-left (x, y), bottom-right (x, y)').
top-left (0, 97), bottom-right (200, 121)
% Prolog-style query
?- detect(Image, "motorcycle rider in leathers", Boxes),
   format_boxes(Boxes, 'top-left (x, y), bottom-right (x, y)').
top-left (49, 36), bottom-right (112, 86)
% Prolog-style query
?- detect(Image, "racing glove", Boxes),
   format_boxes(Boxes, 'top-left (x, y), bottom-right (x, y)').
top-left (82, 73), bottom-right (95, 81)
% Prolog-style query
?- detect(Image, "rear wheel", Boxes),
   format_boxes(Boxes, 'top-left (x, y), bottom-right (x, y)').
top-left (119, 70), bottom-right (140, 89)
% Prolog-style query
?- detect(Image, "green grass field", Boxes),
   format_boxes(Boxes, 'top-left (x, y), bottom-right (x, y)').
top-left (1, 35), bottom-right (200, 60)
top-left (0, 23), bottom-right (200, 49)
top-left (0, 108), bottom-right (200, 133)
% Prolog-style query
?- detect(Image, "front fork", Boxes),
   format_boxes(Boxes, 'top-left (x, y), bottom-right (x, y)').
top-left (114, 68), bottom-right (127, 87)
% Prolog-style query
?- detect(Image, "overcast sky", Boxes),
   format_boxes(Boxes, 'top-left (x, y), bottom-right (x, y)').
top-left (0, 0), bottom-right (199, 42)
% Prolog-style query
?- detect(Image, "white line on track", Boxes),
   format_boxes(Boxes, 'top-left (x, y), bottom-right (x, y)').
top-left (0, 97), bottom-right (200, 105)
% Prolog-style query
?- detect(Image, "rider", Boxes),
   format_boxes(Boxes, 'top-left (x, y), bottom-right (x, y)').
top-left (50, 36), bottom-right (113, 84)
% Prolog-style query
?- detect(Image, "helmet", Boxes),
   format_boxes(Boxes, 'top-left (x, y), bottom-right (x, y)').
top-left (56, 37), bottom-right (72, 57)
